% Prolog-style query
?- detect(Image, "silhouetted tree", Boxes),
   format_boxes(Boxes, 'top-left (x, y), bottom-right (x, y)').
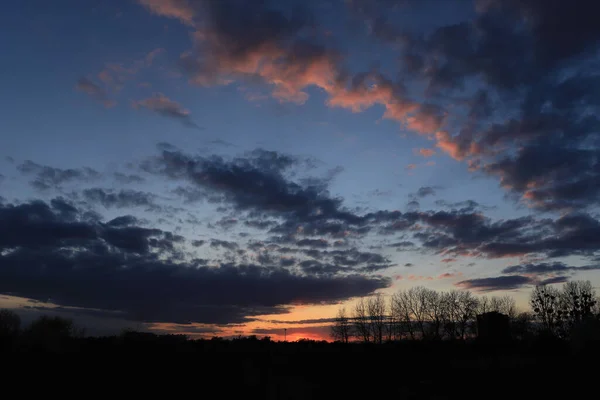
top-left (511, 311), bottom-right (534, 340)
top-left (531, 285), bottom-right (562, 336)
top-left (330, 307), bottom-right (351, 343)
top-left (405, 286), bottom-right (429, 338)
top-left (0, 309), bottom-right (21, 338)
top-left (25, 316), bottom-right (84, 351)
top-left (560, 280), bottom-right (597, 331)
top-left (353, 298), bottom-right (371, 343)
top-left (456, 291), bottom-right (478, 339)
top-left (391, 290), bottom-right (415, 340)
top-left (367, 294), bottom-right (387, 344)
top-left (441, 290), bottom-right (459, 339)
top-left (478, 295), bottom-right (517, 319)
top-left (423, 289), bottom-right (443, 339)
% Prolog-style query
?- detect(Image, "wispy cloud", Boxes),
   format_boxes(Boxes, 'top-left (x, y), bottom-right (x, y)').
top-left (136, 0), bottom-right (196, 26)
top-left (414, 148), bottom-right (436, 158)
top-left (75, 77), bottom-right (116, 108)
top-left (132, 93), bottom-right (201, 129)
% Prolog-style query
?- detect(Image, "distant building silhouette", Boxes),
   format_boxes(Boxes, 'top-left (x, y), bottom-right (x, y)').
top-left (477, 311), bottom-right (510, 343)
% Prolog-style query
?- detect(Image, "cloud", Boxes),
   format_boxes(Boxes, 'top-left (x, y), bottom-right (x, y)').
top-left (131, 0), bottom-right (600, 215)
top-left (113, 172), bottom-right (145, 184)
top-left (414, 148), bottom-right (436, 158)
top-left (456, 272), bottom-right (571, 292)
top-left (177, 0), bottom-right (341, 105)
top-left (438, 272), bottom-right (461, 279)
top-left (406, 210), bottom-right (600, 260)
top-left (142, 148), bottom-right (369, 238)
top-left (82, 188), bottom-right (160, 210)
top-left (14, 145), bottom-right (600, 320)
top-left (263, 317), bottom-right (336, 325)
top-left (456, 275), bottom-right (533, 292)
top-left (396, 1), bottom-right (600, 211)
top-left (251, 325), bottom-right (331, 340)
top-left (17, 161), bottom-right (100, 190)
top-left (416, 186), bottom-right (436, 198)
top-left (389, 241), bottom-right (414, 249)
top-left (502, 262), bottom-right (600, 276)
top-left (136, 0), bottom-right (196, 26)
top-left (132, 93), bottom-right (200, 128)
top-left (434, 199), bottom-right (487, 213)
top-left (296, 239), bottom-right (329, 248)
top-left (164, 1), bottom-right (442, 135)
top-left (210, 239), bottom-right (238, 251)
top-left (0, 198), bottom-right (390, 325)
top-left (75, 77), bottom-right (116, 108)
top-left (539, 276), bottom-right (569, 286)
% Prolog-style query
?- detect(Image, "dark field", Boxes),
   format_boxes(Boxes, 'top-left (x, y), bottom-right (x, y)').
top-left (3, 335), bottom-right (597, 399)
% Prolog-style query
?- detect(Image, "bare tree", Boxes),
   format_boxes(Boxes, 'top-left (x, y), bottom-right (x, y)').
top-left (353, 298), bottom-right (371, 343)
top-left (424, 289), bottom-right (443, 339)
top-left (367, 294), bottom-right (387, 344)
top-left (478, 295), bottom-right (516, 319)
top-left (391, 291), bottom-right (415, 340)
top-left (456, 290), bottom-right (478, 338)
top-left (560, 280), bottom-right (597, 331)
top-left (331, 307), bottom-right (352, 343)
top-left (405, 286), bottom-right (429, 339)
top-left (477, 295), bottom-right (492, 315)
top-left (385, 306), bottom-right (396, 342)
top-left (497, 295), bottom-right (517, 319)
top-left (441, 290), bottom-right (459, 339)
top-left (530, 284), bottom-right (562, 336)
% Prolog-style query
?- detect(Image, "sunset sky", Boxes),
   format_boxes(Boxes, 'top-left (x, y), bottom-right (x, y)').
top-left (1, 0), bottom-right (599, 341)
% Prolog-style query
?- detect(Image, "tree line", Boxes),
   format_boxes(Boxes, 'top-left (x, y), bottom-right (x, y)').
top-left (1, 280), bottom-right (598, 348)
top-left (331, 280), bottom-right (599, 343)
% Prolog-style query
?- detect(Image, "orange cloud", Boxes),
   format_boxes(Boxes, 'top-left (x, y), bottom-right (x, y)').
top-left (327, 73), bottom-right (415, 117)
top-left (435, 131), bottom-right (465, 160)
top-left (414, 148), bottom-right (436, 158)
top-left (75, 77), bottom-right (116, 108)
top-left (405, 163), bottom-right (417, 170)
top-left (435, 131), bottom-right (482, 161)
top-left (405, 106), bottom-right (446, 134)
top-left (407, 275), bottom-right (434, 281)
top-left (138, 2), bottom-right (470, 154)
top-left (132, 93), bottom-right (199, 128)
top-left (185, 33), bottom-right (340, 106)
top-left (438, 272), bottom-right (463, 279)
top-left (136, 0), bottom-right (196, 26)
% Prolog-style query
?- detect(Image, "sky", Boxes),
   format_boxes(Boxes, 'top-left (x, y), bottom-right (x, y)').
top-left (1, 0), bottom-right (599, 341)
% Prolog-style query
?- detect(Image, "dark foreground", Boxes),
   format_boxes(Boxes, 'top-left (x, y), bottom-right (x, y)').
top-left (3, 335), bottom-right (598, 399)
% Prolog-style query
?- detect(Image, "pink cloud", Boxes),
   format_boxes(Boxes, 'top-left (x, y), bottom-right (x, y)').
top-left (136, 2), bottom-right (473, 156)
top-left (407, 275), bottom-right (434, 281)
top-left (75, 77), bottom-right (116, 108)
top-left (438, 272), bottom-right (463, 279)
top-left (414, 148), bottom-right (436, 158)
top-left (132, 93), bottom-right (199, 128)
top-left (136, 0), bottom-right (195, 26)
top-left (435, 131), bottom-right (482, 161)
